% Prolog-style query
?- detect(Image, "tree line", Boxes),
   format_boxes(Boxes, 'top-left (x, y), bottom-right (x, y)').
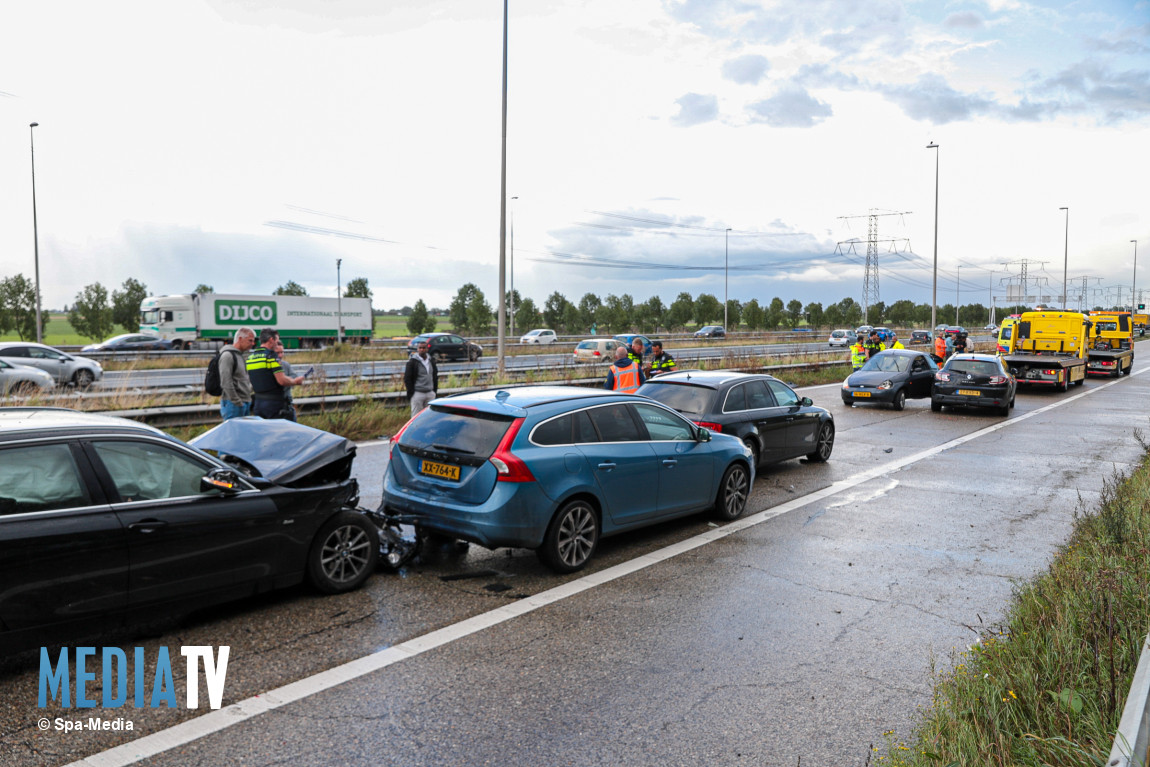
top-left (426, 283), bottom-right (1026, 337)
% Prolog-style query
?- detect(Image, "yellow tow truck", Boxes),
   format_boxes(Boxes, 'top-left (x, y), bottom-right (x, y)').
top-left (1086, 311), bottom-right (1135, 377)
top-left (1002, 310), bottom-right (1089, 391)
top-left (1133, 312), bottom-right (1148, 337)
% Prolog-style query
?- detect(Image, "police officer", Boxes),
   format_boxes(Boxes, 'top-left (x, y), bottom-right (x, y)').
top-left (247, 328), bottom-right (305, 419)
top-left (864, 330), bottom-right (883, 359)
top-left (628, 337), bottom-right (645, 366)
top-left (648, 340), bottom-right (676, 377)
top-left (849, 334), bottom-right (868, 371)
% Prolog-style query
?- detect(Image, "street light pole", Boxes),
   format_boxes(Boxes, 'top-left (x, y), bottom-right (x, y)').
top-left (724, 228), bottom-right (731, 331)
top-left (510, 196), bottom-right (518, 336)
top-left (955, 265), bottom-right (962, 325)
top-left (336, 258), bottom-right (342, 344)
top-left (1133, 240), bottom-right (1139, 317)
top-left (29, 122), bottom-right (42, 344)
top-left (496, 0), bottom-right (509, 376)
top-left (927, 143), bottom-right (939, 332)
top-left (1059, 207), bottom-right (1069, 309)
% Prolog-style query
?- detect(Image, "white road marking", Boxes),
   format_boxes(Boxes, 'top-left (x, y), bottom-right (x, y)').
top-left (65, 372), bottom-right (1137, 767)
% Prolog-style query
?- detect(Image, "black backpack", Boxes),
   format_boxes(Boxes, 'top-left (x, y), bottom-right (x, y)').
top-left (204, 349), bottom-right (241, 396)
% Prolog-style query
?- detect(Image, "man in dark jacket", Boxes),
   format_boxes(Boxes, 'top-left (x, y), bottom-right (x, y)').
top-left (404, 340), bottom-right (438, 414)
top-left (247, 329), bottom-right (305, 419)
top-left (605, 345), bottom-right (645, 392)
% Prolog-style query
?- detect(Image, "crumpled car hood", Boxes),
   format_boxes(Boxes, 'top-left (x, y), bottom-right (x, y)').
top-left (191, 417), bottom-right (356, 486)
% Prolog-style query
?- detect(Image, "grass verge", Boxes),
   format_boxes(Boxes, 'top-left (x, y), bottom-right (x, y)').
top-left (881, 433), bottom-right (1150, 766)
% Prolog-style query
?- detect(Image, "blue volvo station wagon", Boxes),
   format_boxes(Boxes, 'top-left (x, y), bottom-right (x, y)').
top-left (382, 386), bottom-right (755, 573)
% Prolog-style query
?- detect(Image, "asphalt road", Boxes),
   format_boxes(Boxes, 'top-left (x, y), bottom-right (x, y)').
top-left (2, 364), bottom-right (1140, 767)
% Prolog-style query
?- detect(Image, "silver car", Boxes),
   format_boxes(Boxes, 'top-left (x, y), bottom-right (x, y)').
top-left (0, 360), bottom-right (55, 395)
top-left (0, 342), bottom-right (103, 388)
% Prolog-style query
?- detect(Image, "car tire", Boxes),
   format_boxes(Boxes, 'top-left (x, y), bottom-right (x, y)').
top-left (712, 463), bottom-right (750, 521)
top-left (743, 438), bottom-right (760, 469)
top-left (72, 369), bottom-right (96, 388)
top-left (1009, 395), bottom-right (1016, 409)
top-left (1124, 362), bottom-right (1132, 376)
top-left (307, 511), bottom-right (379, 594)
top-left (892, 389), bottom-right (906, 411)
top-left (538, 499), bottom-right (599, 573)
top-left (433, 352), bottom-right (447, 363)
top-left (997, 401), bottom-right (1010, 416)
top-left (930, 399), bottom-right (942, 412)
top-left (806, 422), bottom-right (834, 463)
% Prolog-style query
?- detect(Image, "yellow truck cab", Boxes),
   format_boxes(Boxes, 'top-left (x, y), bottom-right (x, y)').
top-left (1133, 313), bottom-right (1148, 337)
top-left (1086, 311), bottom-right (1135, 377)
top-left (996, 316), bottom-right (1019, 354)
top-left (1002, 311), bottom-right (1090, 391)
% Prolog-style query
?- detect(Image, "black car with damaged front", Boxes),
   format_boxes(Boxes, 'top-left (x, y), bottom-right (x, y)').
top-left (841, 349), bottom-right (938, 410)
top-left (931, 353), bottom-right (1016, 416)
top-left (0, 410), bottom-right (377, 652)
top-left (637, 370), bottom-right (834, 469)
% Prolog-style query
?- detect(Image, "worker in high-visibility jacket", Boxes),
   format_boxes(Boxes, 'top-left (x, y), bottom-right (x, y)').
top-left (933, 332), bottom-right (947, 365)
top-left (886, 331), bottom-right (905, 350)
top-left (605, 345), bottom-right (644, 393)
top-left (849, 335), bottom-right (868, 371)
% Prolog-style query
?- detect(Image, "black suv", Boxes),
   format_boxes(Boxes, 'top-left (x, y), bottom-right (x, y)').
top-left (0, 409), bottom-right (377, 651)
top-left (637, 371), bottom-right (834, 468)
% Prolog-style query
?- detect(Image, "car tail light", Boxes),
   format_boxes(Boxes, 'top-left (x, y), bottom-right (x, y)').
top-left (592, 350), bottom-right (601, 356)
top-left (988, 375), bottom-right (1007, 384)
top-left (1044, 369), bottom-right (1059, 376)
top-left (693, 421), bottom-right (723, 432)
top-left (490, 418), bottom-right (536, 482)
top-left (935, 371), bottom-right (951, 381)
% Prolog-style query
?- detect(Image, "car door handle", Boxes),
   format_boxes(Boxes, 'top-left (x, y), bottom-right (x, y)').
top-left (597, 462), bottom-right (616, 471)
top-left (128, 519), bottom-right (168, 533)
top-left (662, 459), bottom-right (677, 467)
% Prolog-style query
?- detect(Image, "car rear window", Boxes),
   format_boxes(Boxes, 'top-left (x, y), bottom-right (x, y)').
top-left (576, 341), bottom-right (597, 350)
top-left (399, 406), bottom-right (514, 459)
top-left (639, 382), bottom-right (715, 416)
top-left (947, 360), bottom-right (1001, 376)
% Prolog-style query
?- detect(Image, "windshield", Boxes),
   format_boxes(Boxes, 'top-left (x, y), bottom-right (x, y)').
top-left (140, 309), bottom-right (160, 325)
top-left (399, 406), bottom-right (514, 459)
top-left (861, 354), bottom-right (911, 373)
top-left (637, 382), bottom-right (715, 416)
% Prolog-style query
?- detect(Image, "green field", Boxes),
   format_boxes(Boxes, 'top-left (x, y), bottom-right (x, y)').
top-left (0, 314), bottom-right (136, 346)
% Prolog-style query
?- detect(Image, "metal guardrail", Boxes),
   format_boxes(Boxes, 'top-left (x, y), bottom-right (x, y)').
top-left (101, 359), bottom-right (849, 429)
top-left (1111, 634), bottom-right (1150, 767)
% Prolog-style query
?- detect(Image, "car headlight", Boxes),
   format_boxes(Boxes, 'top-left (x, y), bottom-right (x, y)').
top-left (878, 380), bottom-right (893, 390)
top-left (842, 379), bottom-right (851, 389)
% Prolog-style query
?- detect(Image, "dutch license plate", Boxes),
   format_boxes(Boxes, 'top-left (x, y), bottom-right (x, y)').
top-left (420, 460), bottom-right (460, 481)
top-left (852, 391), bottom-right (871, 398)
top-left (957, 389), bottom-right (981, 396)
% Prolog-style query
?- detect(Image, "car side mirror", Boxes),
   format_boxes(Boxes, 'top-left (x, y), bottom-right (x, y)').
top-left (800, 396), bottom-right (813, 406)
top-left (201, 468), bottom-right (242, 495)
top-left (696, 428), bottom-right (712, 443)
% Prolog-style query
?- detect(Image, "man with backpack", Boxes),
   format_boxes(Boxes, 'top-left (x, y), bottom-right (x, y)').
top-left (213, 326), bottom-right (255, 420)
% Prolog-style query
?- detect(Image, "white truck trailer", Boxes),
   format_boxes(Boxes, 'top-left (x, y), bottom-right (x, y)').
top-left (139, 294), bottom-right (373, 349)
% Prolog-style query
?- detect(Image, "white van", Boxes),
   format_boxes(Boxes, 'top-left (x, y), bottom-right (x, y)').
top-left (828, 329), bottom-right (853, 347)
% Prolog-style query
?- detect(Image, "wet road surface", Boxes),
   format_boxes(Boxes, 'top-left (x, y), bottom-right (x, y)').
top-left (2, 368), bottom-right (1144, 766)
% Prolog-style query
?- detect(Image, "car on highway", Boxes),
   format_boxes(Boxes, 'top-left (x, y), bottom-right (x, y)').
top-left (941, 325), bottom-right (967, 337)
top-left (519, 329), bottom-right (557, 345)
top-left (0, 410), bottom-right (377, 651)
top-left (406, 333), bottom-right (483, 362)
top-left (982, 323), bottom-right (998, 332)
top-left (0, 360), bottom-right (55, 395)
top-left (381, 386), bottom-right (754, 573)
top-left (613, 333), bottom-right (653, 355)
top-left (81, 333), bottom-right (174, 352)
top-left (0, 342), bottom-right (103, 388)
top-left (856, 325), bottom-right (873, 337)
top-left (828, 329), bottom-right (852, 347)
top-left (910, 330), bottom-right (932, 345)
top-left (931, 354), bottom-right (1016, 415)
top-left (693, 325), bottom-right (726, 339)
top-left (841, 349), bottom-right (939, 410)
top-left (573, 338), bottom-right (623, 363)
top-left (637, 371), bottom-right (834, 470)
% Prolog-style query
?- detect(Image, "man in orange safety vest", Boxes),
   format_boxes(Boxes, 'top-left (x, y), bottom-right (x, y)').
top-left (605, 345), bottom-right (644, 393)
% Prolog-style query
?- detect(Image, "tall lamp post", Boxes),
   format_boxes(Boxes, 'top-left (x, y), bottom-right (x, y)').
top-left (724, 228), bottom-right (731, 331)
top-left (955, 265), bottom-right (962, 325)
top-left (1133, 240), bottom-right (1139, 317)
top-left (927, 142), bottom-right (939, 332)
top-left (496, 0), bottom-right (509, 376)
top-left (1059, 207), bottom-right (1069, 309)
top-left (29, 122), bottom-right (42, 343)
top-left (510, 196), bottom-right (518, 336)
top-left (336, 258), bottom-right (342, 344)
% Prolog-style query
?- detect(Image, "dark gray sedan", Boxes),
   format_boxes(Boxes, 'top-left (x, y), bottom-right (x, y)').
top-left (931, 353), bottom-right (1016, 416)
top-left (841, 349), bottom-right (938, 410)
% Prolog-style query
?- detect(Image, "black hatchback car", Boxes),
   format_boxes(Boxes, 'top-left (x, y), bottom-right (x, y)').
top-left (931, 353), bottom-right (1016, 415)
top-left (693, 326), bottom-right (726, 339)
top-left (0, 410), bottom-right (378, 651)
top-left (407, 333), bottom-right (483, 362)
top-left (637, 371), bottom-right (834, 469)
top-left (841, 349), bottom-right (938, 410)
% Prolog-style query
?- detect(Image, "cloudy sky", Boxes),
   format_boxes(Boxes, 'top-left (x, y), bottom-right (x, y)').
top-left (1, 0), bottom-right (1147, 319)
